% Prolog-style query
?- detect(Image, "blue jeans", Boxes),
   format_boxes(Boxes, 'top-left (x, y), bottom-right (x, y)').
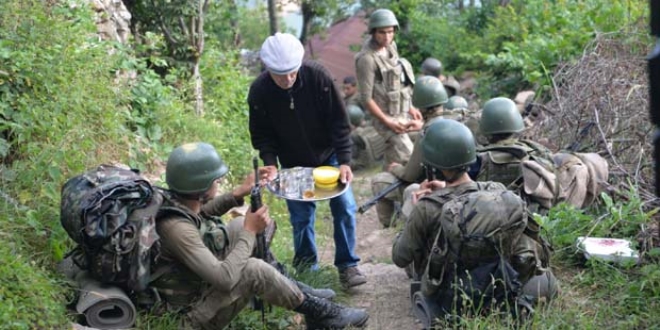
top-left (285, 156), bottom-right (360, 271)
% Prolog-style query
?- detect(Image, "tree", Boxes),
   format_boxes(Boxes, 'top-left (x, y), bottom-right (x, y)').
top-left (125, 0), bottom-right (211, 115)
top-left (280, 0), bottom-right (353, 44)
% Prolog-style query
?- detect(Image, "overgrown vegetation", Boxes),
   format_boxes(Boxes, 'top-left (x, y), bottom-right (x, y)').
top-left (0, 0), bottom-right (658, 328)
top-left (365, 0), bottom-right (648, 98)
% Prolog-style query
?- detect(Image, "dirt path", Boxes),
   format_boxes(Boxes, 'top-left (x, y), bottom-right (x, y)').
top-left (319, 173), bottom-right (421, 330)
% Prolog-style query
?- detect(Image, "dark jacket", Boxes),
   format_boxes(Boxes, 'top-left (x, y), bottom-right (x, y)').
top-left (248, 61), bottom-right (352, 168)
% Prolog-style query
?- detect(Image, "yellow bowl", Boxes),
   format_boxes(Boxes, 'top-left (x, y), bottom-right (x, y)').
top-left (313, 166), bottom-right (340, 185)
top-left (315, 181), bottom-right (339, 190)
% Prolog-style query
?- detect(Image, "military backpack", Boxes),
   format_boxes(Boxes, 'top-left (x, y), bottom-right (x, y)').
top-left (60, 165), bottom-right (165, 293)
top-left (422, 186), bottom-right (530, 316)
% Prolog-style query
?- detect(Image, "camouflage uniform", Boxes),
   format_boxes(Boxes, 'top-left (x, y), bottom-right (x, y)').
top-left (355, 38), bottom-right (416, 165)
top-left (392, 181), bottom-right (557, 312)
top-left (477, 137), bottom-right (556, 214)
top-left (152, 193), bottom-right (303, 329)
top-left (372, 109), bottom-right (472, 227)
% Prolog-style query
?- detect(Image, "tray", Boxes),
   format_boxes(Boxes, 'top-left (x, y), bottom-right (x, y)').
top-left (265, 167), bottom-right (349, 202)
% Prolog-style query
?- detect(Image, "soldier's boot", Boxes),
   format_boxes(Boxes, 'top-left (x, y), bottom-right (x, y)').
top-left (295, 293), bottom-right (369, 329)
top-left (295, 280), bottom-right (337, 300)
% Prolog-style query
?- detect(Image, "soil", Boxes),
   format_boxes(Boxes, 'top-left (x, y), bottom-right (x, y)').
top-left (318, 173), bottom-right (422, 330)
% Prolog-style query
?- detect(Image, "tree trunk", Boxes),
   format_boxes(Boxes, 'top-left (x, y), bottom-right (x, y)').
top-left (227, 0), bottom-right (241, 47)
top-left (268, 0), bottom-right (278, 35)
top-left (299, 1), bottom-right (313, 44)
top-left (193, 0), bottom-right (209, 116)
top-left (194, 61), bottom-right (203, 116)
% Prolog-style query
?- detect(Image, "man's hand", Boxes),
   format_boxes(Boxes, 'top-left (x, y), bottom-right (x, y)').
top-left (406, 119), bottom-right (423, 132)
top-left (386, 117), bottom-right (408, 134)
top-left (339, 164), bottom-right (353, 184)
top-left (409, 107), bottom-right (423, 121)
top-left (244, 205), bottom-right (271, 235)
top-left (258, 165), bottom-right (278, 184)
top-left (411, 179), bottom-right (446, 204)
top-left (232, 172), bottom-right (255, 199)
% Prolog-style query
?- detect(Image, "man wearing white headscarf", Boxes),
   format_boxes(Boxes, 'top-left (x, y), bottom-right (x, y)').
top-left (248, 33), bottom-right (367, 288)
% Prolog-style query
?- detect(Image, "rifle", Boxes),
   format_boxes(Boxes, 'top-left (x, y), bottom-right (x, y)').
top-left (250, 156), bottom-right (267, 322)
top-left (567, 122), bottom-right (595, 152)
top-left (358, 179), bottom-right (403, 214)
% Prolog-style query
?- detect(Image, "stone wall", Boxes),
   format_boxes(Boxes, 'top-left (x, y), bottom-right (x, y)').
top-left (90, 0), bottom-right (131, 44)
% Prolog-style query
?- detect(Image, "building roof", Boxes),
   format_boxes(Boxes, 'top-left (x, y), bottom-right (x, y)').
top-left (304, 12), bottom-right (368, 85)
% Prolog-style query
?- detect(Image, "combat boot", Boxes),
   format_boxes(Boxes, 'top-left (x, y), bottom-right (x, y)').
top-left (294, 293), bottom-right (369, 329)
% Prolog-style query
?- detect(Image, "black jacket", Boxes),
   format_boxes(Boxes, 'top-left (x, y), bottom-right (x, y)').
top-left (248, 61), bottom-right (352, 168)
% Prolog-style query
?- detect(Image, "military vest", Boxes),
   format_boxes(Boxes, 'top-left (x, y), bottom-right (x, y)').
top-left (150, 193), bottom-right (229, 306)
top-left (356, 38), bottom-right (414, 117)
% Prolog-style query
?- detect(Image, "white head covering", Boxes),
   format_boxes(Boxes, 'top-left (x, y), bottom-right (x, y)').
top-left (260, 33), bottom-right (304, 75)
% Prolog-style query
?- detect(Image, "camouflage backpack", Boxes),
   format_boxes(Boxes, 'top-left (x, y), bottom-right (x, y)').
top-left (422, 185), bottom-right (529, 316)
top-left (352, 126), bottom-right (386, 169)
top-left (61, 165), bottom-right (163, 293)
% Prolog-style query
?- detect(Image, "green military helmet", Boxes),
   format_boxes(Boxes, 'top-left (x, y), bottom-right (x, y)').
top-left (446, 95), bottom-right (468, 111)
top-left (421, 57), bottom-right (443, 77)
top-left (369, 9), bottom-right (399, 31)
top-left (166, 142), bottom-right (229, 194)
top-left (480, 97), bottom-right (524, 135)
top-left (347, 104), bottom-right (365, 127)
top-left (422, 119), bottom-right (476, 170)
top-left (412, 76), bottom-right (448, 109)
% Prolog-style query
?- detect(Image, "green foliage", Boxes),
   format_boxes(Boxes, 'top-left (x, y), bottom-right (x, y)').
top-left (126, 0), bottom-right (205, 67)
top-left (527, 187), bottom-right (660, 327)
top-left (394, 0), bottom-right (648, 98)
top-left (0, 243), bottom-right (69, 328)
top-left (205, 1), bottom-right (270, 50)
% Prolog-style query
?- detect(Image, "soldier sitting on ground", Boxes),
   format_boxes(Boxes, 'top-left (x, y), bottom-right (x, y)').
top-left (150, 142), bottom-right (369, 329)
top-left (392, 119), bottom-right (557, 327)
top-left (371, 76), bottom-right (469, 228)
top-left (476, 97), bottom-right (609, 213)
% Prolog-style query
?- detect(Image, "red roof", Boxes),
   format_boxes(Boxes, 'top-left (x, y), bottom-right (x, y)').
top-left (304, 12), bottom-right (368, 85)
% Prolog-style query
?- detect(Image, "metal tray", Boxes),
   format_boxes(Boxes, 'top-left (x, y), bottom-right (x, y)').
top-left (265, 167), bottom-right (349, 202)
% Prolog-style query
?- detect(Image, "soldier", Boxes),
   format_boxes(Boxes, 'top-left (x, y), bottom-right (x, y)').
top-left (475, 97), bottom-right (558, 214)
top-left (370, 76), bottom-right (460, 228)
top-left (477, 97), bottom-right (609, 212)
top-left (391, 120), bottom-right (557, 325)
top-left (445, 95), bottom-right (483, 144)
top-left (445, 95), bottom-right (468, 111)
top-left (420, 57), bottom-right (461, 97)
top-left (355, 8), bottom-right (421, 165)
top-left (151, 142), bottom-right (369, 329)
top-left (343, 76), bottom-right (359, 107)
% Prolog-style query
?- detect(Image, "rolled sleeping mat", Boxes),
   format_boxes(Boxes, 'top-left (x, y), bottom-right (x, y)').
top-left (75, 272), bottom-right (137, 329)
top-left (411, 291), bottom-right (443, 330)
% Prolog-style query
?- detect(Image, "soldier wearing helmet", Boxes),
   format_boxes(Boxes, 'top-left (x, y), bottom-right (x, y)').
top-left (370, 77), bottom-right (482, 228)
top-left (392, 121), bottom-right (557, 324)
top-left (420, 57), bottom-right (461, 97)
top-left (153, 142), bottom-right (369, 329)
top-left (355, 8), bottom-right (421, 165)
top-left (475, 97), bottom-right (557, 214)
